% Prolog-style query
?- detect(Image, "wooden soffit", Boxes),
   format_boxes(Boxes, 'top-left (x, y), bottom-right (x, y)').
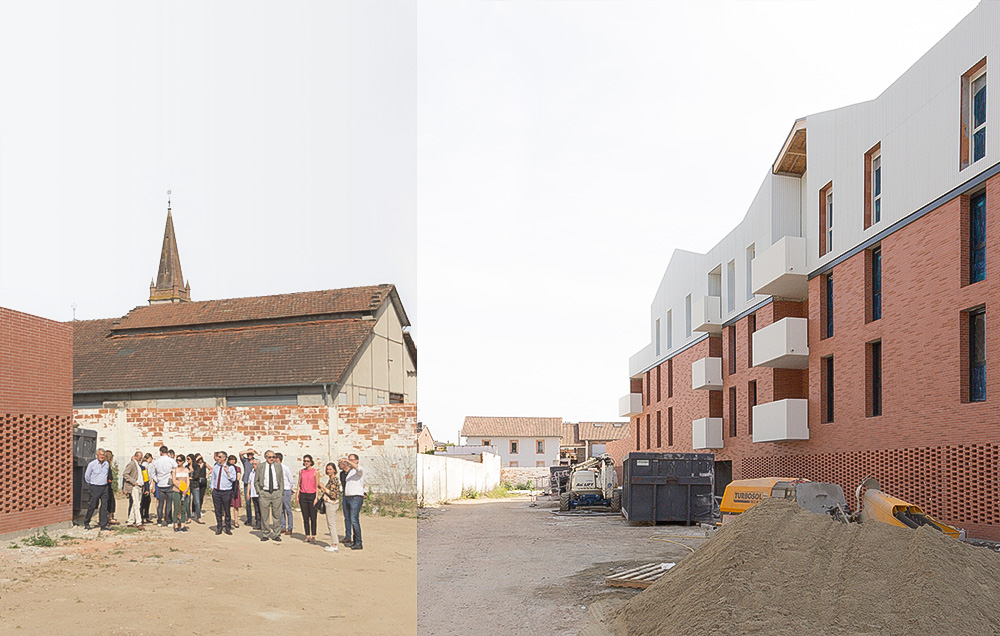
top-left (773, 118), bottom-right (807, 177)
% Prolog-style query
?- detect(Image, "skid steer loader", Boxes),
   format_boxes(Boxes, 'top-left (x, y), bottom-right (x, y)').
top-left (558, 453), bottom-right (621, 512)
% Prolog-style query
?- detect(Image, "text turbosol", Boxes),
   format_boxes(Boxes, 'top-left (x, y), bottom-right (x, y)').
top-left (733, 491), bottom-right (767, 504)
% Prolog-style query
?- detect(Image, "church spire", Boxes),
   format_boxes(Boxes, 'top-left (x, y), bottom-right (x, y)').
top-left (148, 192), bottom-right (191, 305)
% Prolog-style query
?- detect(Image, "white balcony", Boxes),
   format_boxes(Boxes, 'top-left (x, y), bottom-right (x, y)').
top-left (752, 317), bottom-right (809, 369)
top-left (619, 393), bottom-right (643, 417)
top-left (691, 357), bottom-right (723, 390)
top-left (752, 399), bottom-right (809, 442)
top-left (752, 236), bottom-right (808, 300)
top-left (692, 295), bottom-right (723, 333)
top-left (692, 417), bottom-right (723, 449)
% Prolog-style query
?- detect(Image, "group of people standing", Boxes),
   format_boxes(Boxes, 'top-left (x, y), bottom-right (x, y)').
top-left (83, 446), bottom-right (366, 551)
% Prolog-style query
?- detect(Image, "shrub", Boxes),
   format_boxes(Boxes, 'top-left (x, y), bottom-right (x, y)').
top-left (24, 532), bottom-right (56, 548)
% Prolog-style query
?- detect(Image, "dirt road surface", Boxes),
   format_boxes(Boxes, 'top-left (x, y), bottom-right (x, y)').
top-left (0, 499), bottom-right (416, 636)
top-left (416, 497), bottom-right (708, 636)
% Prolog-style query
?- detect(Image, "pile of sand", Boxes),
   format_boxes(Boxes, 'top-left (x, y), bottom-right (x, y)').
top-left (604, 498), bottom-right (1000, 636)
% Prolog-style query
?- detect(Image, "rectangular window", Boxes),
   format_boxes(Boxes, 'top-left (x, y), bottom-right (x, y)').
top-left (746, 244), bottom-right (755, 300)
top-left (482, 439), bottom-right (491, 447)
top-left (685, 294), bottom-right (692, 338)
top-left (727, 325), bottom-right (737, 375)
top-left (536, 440), bottom-right (544, 454)
top-left (667, 358), bottom-right (674, 398)
top-left (748, 380), bottom-right (757, 436)
top-left (536, 461), bottom-right (545, 467)
top-left (667, 407), bottom-right (673, 446)
top-left (728, 386), bottom-right (737, 437)
top-left (961, 58), bottom-right (987, 170)
top-left (646, 414), bottom-right (651, 449)
top-left (819, 181), bottom-right (834, 256)
top-left (645, 371), bottom-right (651, 406)
top-left (389, 392), bottom-right (404, 404)
top-left (509, 461), bottom-right (518, 468)
top-left (635, 418), bottom-right (641, 451)
top-left (970, 308), bottom-right (986, 402)
top-left (656, 410), bottom-right (662, 447)
top-left (666, 310), bottom-right (673, 349)
top-left (868, 340), bottom-right (883, 417)
top-left (708, 267), bottom-right (722, 298)
top-left (971, 192), bottom-right (986, 284)
top-left (656, 364), bottom-right (662, 402)
top-left (726, 259), bottom-right (736, 313)
top-left (870, 246), bottom-right (882, 322)
top-left (822, 357), bottom-right (834, 423)
top-left (865, 143), bottom-right (882, 228)
top-left (510, 440), bottom-right (519, 454)
top-left (821, 274), bottom-right (834, 339)
top-left (655, 318), bottom-right (661, 356)
top-left (747, 313), bottom-right (756, 368)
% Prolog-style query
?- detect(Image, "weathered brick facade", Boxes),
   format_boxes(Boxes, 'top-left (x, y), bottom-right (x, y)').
top-left (610, 173), bottom-right (1000, 540)
top-left (0, 307), bottom-right (73, 535)
top-left (73, 403), bottom-right (417, 495)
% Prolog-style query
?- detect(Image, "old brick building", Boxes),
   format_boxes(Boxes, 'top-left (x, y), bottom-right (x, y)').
top-left (611, 3), bottom-right (1000, 539)
top-left (1, 307), bottom-right (73, 535)
top-left (73, 206), bottom-right (418, 492)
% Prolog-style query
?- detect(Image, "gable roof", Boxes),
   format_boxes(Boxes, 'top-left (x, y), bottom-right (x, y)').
top-left (561, 422), bottom-right (582, 446)
top-left (74, 284), bottom-right (409, 395)
top-left (577, 421), bottom-right (630, 442)
top-left (462, 417), bottom-right (564, 439)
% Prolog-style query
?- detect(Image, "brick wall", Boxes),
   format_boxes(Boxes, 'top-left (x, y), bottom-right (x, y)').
top-left (73, 403), bottom-right (417, 496)
top-left (0, 308), bottom-right (73, 535)
top-left (613, 173), bottom-right (1000, 539)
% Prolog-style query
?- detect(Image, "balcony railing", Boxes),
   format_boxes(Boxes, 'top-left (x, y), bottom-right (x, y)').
top-left (752, 317), bottom-right (809, 368)
top-left (691, 357), bottom-right (723, 390)
top-left (752, 236), bottom-right (808, 300)
top-left (619, 393), bottom-right (643, 417)
top-left (752, 399), bottom-right (809, 442)
top-left (692, 417), bottom-right (723, 449)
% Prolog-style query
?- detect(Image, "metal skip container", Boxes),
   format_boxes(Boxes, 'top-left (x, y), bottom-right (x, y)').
top-left (622, 452), bottom-right (715, 524)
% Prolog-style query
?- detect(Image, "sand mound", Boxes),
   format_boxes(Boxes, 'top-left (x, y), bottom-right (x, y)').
top-left (605, 498), bottom-right (1000, 636)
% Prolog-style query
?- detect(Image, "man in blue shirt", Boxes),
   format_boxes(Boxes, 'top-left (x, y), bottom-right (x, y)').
top-left (83, 449), bottom-right (111, 530)
top-left (210, 450), bottom-right (238, 535)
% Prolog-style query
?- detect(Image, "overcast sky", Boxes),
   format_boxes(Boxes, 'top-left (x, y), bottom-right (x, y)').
top-left (0, 2), bottom-right (983, 443)
top-left (417, 0), bottom-right (980, 442)
top-left (0, 2), bottom-right (416, 325)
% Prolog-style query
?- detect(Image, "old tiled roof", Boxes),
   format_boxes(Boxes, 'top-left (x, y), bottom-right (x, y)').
top-left (561, 422), bottom-right (583, 446)
top-left (577, 421), bottom-right (630, 442)
top-left (114, 284), bottom-right (404, 331)
top-left (73, 284), bottom-right (409, 394)
top-left (462, 417), bottom-right (564, 439)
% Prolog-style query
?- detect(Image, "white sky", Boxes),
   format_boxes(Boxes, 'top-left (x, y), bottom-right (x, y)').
top-left (0, 2), bottom-right (417, 326)
top-left (417, 0), bottom-right (980, 442)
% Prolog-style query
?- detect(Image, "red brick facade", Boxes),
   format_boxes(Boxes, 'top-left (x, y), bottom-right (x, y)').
top-left (610, 173), bottom-right (1000, 540)
top-left (0, 307), bottom-right (73, 535)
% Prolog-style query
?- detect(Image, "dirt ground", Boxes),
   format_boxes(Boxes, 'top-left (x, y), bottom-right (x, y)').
top-left (0, 494), bottom-right (416, 636)
top-left (416, 496), bottom-right (709, 636)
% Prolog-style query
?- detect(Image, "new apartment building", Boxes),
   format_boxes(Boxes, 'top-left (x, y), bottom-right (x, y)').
top-left (609, 2), bottom-right (1000, 540)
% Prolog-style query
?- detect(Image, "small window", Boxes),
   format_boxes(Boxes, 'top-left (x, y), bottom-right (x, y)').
top-left (536, 461), bottom-right (545, 468)
top-left (390, 392), bottom-right (404, 404)
top-left (536, 440), bottom-right (544, 454)
top-left (338, 391), bottom-right (347, 405)
top-left (509, 461), bottom-right (518, 468)
top-left (510, 440), bottom-right (519, 454)
top-left (667, 358), bottom-right (674, 398)
top-left (971, 192), bottom-right (986, 284)
top-left (482, 439), bottom-right (491, 447)
top-left (826, 190), bottom-right (834, 250)
top-left (359, 393), bottom-right (367, 405)
top-left (656, 364), bottom-right (662, 402)
top-left (865, 143), bottom-right (882, 228)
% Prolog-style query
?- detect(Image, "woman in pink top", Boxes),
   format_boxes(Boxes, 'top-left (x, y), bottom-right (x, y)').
top-left (297, 454), bottom-right (319, 543)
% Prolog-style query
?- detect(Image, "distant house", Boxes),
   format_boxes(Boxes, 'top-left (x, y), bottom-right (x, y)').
top-left (577, 421), bottom-right (629, 458)
top-left (417, 422), bottom-right (435, 453)
top-left (461, 417), bottom-right (563, 468)
top-left (560, 422), bottom-right (585, 465)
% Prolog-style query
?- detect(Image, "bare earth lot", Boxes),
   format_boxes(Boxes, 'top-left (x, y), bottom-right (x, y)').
top-left (0, 497), bottom-right (416, 636)
top-left (416, 497), bottom-right (708, 636)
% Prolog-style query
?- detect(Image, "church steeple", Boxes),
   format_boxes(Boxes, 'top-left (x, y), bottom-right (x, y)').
top-left (148, 193), bottom-right (191, 305)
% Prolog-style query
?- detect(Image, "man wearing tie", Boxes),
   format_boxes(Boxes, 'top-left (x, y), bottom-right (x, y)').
top-left (210, 450), bottom-right (238, 535)
top-left (254, 449), bottom-right (284, 542)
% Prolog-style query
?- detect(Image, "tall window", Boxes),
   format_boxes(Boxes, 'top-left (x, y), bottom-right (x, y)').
top-left (685, 295), bottom-right (692, 338)
top-left (970, 308), bottom-right (986, 402)
top-left (726, 260), bottom-right (736, 313)
top-left (727, 325), bottom-right (737, 375)
top-left (961, 59), bottom-right (987, 170)
top-left (746, 244), bottom-right (755, 300)
top-left (822, 274), bottom-right (834, 339)
top-left (728, 386), bottom-right (737, 437)
top-left (872, 154), bottom-right (881, 223)
top-left (510, 440), bottom-right (519, 454)
top-left (667, 407), bottom-right (673, 446)
top-left (656, 364), bottom-right (662, 402)
top-left (819, 181), bottom-right (834, 256)
top-left (747, 380), bottom-right (757, 436)
top-left (667, 358), bottom-right (674, 398)
top-left (822, 357), bottom-right (834, 423)
top-left (871, 247), bottom-right (882, 321)
top-left (656, 411), bottom-right (662, 447)
top-left (655, 318), bottom-right (661, 356)
top-left (971, 192), bottom-right (986, 284)
top-left (868, 340), bottom-right (882, 417)
top-left (666, 310), bottom-right (673, 349)
top-left (826, 189), bottom-right (834, 249)
top-left (635, 418), bottom-right (641, 451)
top-left (646, 414), bottom-right (651, 448)
top-left (747, 313), bottom-right (756, 368)
top-left (536, 440), bottom-right (544, 454)
top-left (865, 143), bottom-right (882, 228)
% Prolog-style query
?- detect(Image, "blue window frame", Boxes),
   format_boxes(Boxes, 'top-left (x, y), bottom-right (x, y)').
top-left (970, 308), bottom-right (986, 402)
top-left (971, 192), bottom-right (986, 284)
top-left (973, 72), bottom-right (987, 162)
top-left (824, 274), bottom-right (834, 338)
top-left (871, 247), bottom-right (882, 321)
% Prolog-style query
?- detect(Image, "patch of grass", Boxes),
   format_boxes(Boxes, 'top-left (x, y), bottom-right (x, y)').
top-left (147, 554), bottom-right (162, 559)
top-left (361, 492), bottom-right (418, 518)
top-left (113, 525), bottom-right (141, 535)
top-left (169, 547), bottom-right (179, 552)
top-left (110, 549), bottom-right (124, 555)
top-left (7, 543), bottom-right (20, 549)
top-left (483, 483), bottom-right (519, 499)
top-left (60, 535), bottom-right (72, 540)
top-left (24, 532), bottom-right (57, 548)
top-left (460, 486), bottom-right (479, 500)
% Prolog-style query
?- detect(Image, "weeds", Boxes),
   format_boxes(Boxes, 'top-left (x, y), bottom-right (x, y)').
top-left (361, 492), bottom-right (418, 518)
top-left (461, 486), bottom-right (479, 500)
top-left (113, 526), bottom-right (141, 535)
top-left (24, 532), bottom-right (57, 548)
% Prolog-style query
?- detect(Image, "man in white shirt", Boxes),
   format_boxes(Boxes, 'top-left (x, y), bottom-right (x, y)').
top-left (210, 450), bottom-right (238, 535)
top-left (149, 446), bottom-right (176, 526)
top-left (246, 457), bottom-right (261, 530)
top-left (276, 452), bottom-right (295, 535)
top-left (343, 453), bottom-right (365, 550)
top-left (83, 449), bottom-right (110, 531)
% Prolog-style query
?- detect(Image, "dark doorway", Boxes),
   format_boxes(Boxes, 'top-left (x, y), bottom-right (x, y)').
top-left (714, 460), bottom-right (733, 499)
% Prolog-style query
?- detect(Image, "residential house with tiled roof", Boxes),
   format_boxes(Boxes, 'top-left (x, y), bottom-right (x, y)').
top-left (576, 421), bottom-right (629, 458)
top-left (461, 417), bottom-right (562, 468)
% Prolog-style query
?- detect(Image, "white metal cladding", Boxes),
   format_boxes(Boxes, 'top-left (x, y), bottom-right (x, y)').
top-left (752, 399), bottom-right (809, 443)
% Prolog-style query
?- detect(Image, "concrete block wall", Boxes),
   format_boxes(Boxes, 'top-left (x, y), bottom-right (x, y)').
top-left (74, 403), bottom-right (417, 497)
top-left (0, 307), bottom-right (73, 536)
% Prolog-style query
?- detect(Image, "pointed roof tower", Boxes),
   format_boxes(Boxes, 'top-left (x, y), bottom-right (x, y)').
top-left (148, 193), bottom-right (191, 305)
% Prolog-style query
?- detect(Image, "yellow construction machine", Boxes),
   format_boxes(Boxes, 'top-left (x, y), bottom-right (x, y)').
top-left (719, 475), bottom-right (961, 538)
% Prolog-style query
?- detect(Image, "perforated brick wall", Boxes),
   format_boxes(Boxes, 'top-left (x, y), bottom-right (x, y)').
top-left (0, 307), bottom-right (73, 535)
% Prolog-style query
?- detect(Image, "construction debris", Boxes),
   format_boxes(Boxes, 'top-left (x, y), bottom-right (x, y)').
top-left (605, 563), bottom-right (676, 589)
top-left (599, 498), bottom-right (1000, 636)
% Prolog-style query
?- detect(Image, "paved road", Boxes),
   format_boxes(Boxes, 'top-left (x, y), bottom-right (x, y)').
top-left (417, 497), bottom-right (707, 636)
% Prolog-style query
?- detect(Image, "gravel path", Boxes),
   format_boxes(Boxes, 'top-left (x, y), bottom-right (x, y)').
top-left (417, 497), bottom-right (708, 636)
